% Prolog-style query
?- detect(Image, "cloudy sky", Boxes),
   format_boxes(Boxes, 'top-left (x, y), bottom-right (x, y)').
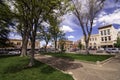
top-left (60, 0), bottom-right (120, 41)
top-left (9, 0), bottom-right (120, 46)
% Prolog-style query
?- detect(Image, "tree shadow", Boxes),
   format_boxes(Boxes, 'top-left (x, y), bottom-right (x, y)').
top-left (0, 54), bottom-right (20, 59)
top-left (38, 57), bottom-right (83, 71)
top-left (40, 65), bottom-right (56, 74)
top-left (3, 59), bottom-right (45, 74)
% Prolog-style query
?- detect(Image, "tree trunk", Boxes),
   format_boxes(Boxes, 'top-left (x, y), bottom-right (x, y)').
top-left (54, 40), bottom-right (57, 52)
top-left (85, 41), bottom-right (89, 54)
top-left (45, 42), bottom-right (48, 52)
top-left (28, 23), bottom-right (37, 67)
top-left (20, 29), bottom-right (29, 57)
top-left (20, 38), bottom-right (28, 57)
top-left (28, 39), bottom-right (35, 67)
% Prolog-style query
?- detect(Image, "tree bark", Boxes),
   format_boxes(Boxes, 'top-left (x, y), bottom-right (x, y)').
top-left (20, 28), bottom-right (29, 57)
top-left (20, 37), bottom-right (28, 57)
top-left (45, 42), bottom-right (48, 52)
top-left (28, 39), bottom-right (35, 67)
top-left (28, 23), bottom-right (37, 67)
top-left (85, 41), bottom-right (89, 54)
top-left (54, 40), bottom-right (57, 52)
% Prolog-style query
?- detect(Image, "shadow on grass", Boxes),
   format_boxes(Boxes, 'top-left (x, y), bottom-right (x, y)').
top-left (2, 59), bottom-right (47, 74)
top-left (41, 66), bottom-right (56, 74)
top-left (0, 54), bottom-right (20, 59)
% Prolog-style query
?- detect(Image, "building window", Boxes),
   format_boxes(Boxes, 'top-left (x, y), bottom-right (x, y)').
top-left (101, 37), bottom-right (104, 41)
top-left (105, 37), bottom-right (107, 41)
top-left (94, 43), bottom-right (96, 45)
top-left (17, 42), bottom-right (21, 45)
top-left (104, 30), bottom-right (106, 35)
top-left (92, 38), bottom-right (94, 41)
top-left (107, 29), bottom-right (110, 35)
top-left (108, 36), bottom-right (111, 41)
top-left (101, 31), bottom-right (103, 35)
top-left (95, 38), bottom-right (97, 41)
top-left (90, 43), bottom-right (92, 46)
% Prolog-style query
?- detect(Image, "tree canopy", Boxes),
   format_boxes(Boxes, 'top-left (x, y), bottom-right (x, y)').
top-left (0, 1), bottom-right (13, 47)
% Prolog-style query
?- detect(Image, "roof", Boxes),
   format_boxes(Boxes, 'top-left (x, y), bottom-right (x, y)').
top-left (9, 39), bottom-right (22, 41)
top-left (98, 24), bottom-right (112, 29)
top-left (98, 24), bottom-right (120, 29)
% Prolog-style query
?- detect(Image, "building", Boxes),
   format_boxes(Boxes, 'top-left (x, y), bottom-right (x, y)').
top-left (80, 24), bottom-right (120, 49)
top-left (9, 39), bottom-right (40, 49)
top-left (98, 25), bottom-right (118, 48)
top-left (57, 40), bottom-right (73, 51)
top-left (81, 34), bottom-right (100, 49)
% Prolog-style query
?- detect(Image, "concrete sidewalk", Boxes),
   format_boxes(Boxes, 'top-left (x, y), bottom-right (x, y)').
top-left (35, 54), bottom-right (120, 80)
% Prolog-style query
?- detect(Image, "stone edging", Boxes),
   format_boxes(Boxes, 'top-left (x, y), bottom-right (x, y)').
top-left (74, 56), bottom-right (115, 66)
top-left (75, 59), bottom-right (96, 64)
top-left (99, 56), bottom-right (115, 65)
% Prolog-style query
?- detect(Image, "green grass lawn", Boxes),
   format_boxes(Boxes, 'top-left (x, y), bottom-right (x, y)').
top-left (0, 55), bottom-right (73, 80)
top-left (43, 53), bottom-right (114, 62)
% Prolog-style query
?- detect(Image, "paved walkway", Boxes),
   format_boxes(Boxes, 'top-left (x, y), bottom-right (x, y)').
top-left (35, 54), bottom-right (120, 80)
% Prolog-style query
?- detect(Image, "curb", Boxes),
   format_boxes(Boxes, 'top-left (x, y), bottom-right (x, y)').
top-left (75, 59), bottom-right (96, 64)
top-left (98, 56), bottom-right (115, 65)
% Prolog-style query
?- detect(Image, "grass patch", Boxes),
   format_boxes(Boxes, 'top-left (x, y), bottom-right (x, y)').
top-left (0, 55), bottom-right (73, 80)
top-left (43, 53), bottom-right (114, 62)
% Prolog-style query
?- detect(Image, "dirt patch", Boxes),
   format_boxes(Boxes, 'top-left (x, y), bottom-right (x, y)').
top-left (36, 56), bottom-right (83, 71)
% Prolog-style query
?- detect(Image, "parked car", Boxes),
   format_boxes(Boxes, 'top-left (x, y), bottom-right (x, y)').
top-left (8, 51), bottom-right (20, 54)
top-left (105, 48), bottom-right (119, 53)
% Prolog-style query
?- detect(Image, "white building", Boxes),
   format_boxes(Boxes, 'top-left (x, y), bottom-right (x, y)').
top-left (80, 24), bottom-right (120, 49)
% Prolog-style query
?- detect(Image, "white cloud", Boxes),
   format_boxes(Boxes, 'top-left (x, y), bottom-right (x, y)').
top-left (41, 22), bottom-right (50, 27)
top-left (61, 13), bottom-right (80, 29)
top-left (60, 25), bottom-right (74, 32)
top-left (68, 35), bottom-right (75, 39)
top-left (93, 9), bottom-right (120, 26)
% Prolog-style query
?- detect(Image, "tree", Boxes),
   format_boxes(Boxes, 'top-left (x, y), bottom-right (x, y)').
top-left (10, 0), bottom-right (33, 56)
top-left (71, 0), bottom-right (105, 54)
top-left (77, 41), bottom-right (83, 53)
top-left (9, 0), bottom-right (70, 66)
top-left (58, 35), bottom-right (66, 52)
top-left (0, 1), bottom-right (13, 47)
top-left (49, 23), bottom-right (65, 52)
top-left (78, 41), bottom-right (83, 50)
top-left (28, 0), bottom-right (66, 66)
top-left (114, 37), bottom-right (120, 48)
top-left (37, 25), bottom-right (51, 52)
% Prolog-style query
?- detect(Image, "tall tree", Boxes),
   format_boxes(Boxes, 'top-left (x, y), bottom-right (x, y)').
top-left (58, 35), bottom-right (66, 52)
top-left (72, 0), bottom-right (105, 54)
top-left (28, 0), bottom-right (65, 66)
top-left (10, 0), bottom-right (32, 56)
top-left (37, 25), bottom-right (51, 52)
top-left (0, 1), bottom-right (13, 47)
top-left (9, 0), bottom-right (70, 66)
top-left (49, 23), bottom-right (65, 51)
top-left (48, 0), bottom-right (69, 51)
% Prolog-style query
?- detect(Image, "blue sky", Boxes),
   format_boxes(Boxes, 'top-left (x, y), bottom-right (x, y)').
top-left (9, 0), bottom-right (120, 46)
top-left (60, 0), bottom-right (120, 41)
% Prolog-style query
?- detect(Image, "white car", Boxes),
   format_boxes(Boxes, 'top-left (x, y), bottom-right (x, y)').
top-left (106, 48), bottom-right (119, 53)
top-left (8, 51), bottom-right (20, 54)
